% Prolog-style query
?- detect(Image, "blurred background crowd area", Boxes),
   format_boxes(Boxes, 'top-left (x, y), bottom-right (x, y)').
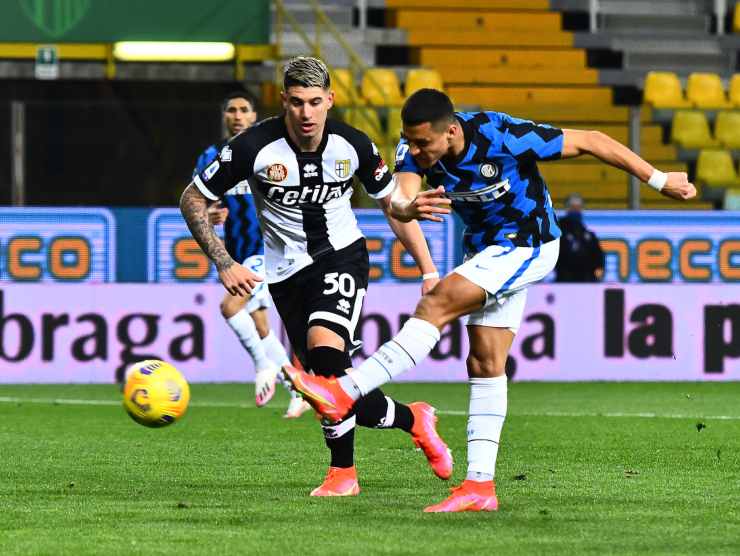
top-left (3, 0), bottom-right (740, 210)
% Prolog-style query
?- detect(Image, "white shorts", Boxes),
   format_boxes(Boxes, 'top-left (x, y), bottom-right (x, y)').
top-left (243, 255), bottom-right (272, 313)
top-left (454, 239), bottom-right (559, 332)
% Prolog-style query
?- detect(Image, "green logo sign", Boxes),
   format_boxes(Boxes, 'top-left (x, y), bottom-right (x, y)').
top-left (20, 0), bottom-right (91, 38)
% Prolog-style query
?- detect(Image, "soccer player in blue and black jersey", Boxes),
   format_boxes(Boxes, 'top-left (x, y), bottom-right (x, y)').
top-left (195, 91), bottom-right (309, 418)
top-left (284, 88), bottom-right (697, 511)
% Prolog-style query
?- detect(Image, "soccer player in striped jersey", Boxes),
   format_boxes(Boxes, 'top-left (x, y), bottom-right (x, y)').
top-left (283, 88), bottom-right (697, 511)
top-left (194, 90), bottom-right (309, 418)
top-left (181, 58), bottom-right (453, 496)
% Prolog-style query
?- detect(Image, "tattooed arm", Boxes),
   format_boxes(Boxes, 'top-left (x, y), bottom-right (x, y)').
top-left (179, 183), bottom-right (261, 296)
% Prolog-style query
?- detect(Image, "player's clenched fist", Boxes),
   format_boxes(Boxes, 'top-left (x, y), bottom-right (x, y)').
top-left (661, 172), bottom-right (697, 201)
top-left (410, 186), bottom-right (452, 222)
top-left (218, 262), bottom-right (262, 297)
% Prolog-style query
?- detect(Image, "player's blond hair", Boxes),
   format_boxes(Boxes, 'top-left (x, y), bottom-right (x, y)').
top-left (283, 56), bottom-right (330, 90)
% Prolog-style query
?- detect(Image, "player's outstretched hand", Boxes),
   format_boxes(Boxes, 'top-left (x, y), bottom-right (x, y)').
top-left (207, 202), bottom-right (229, 226)
top-left (661, 173), bottom-right (697, 201)
top-left (409, 186), bottom-right (451, 222)
top-left (218, 262), bottom-right (262, 297)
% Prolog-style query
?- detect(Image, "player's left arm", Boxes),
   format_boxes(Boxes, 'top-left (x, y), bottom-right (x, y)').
top-left (376, 189), bottom-right (440, 294)
top-left (561, 129), bottom-right (697, 201)
top-left (355, 135), bottom-right (440, 293)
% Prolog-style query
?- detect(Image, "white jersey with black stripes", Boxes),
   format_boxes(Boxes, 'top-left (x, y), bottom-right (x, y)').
top-left (193, 116), bottom-right (393, 283)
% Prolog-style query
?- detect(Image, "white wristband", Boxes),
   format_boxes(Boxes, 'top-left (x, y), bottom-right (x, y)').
top-left (422, 271), bottom-right (439, 280)
top-left (647, 169), bottom-right (668, 191)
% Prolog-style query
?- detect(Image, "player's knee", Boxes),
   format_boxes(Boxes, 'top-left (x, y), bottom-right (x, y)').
top-left (219, 293), bottom-right (247, 319)
top-left (466, 352), bottom-right (506, 378)
top-left (307, 346), bottom-right (351, 378)
top-left (413, 292), bottom-right (449, 328)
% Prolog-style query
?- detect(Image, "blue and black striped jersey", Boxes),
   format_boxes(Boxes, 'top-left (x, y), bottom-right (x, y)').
top-left (395, 111), bottom-right (563, 254)
top-left (193, 141), bottom-right (264, 262)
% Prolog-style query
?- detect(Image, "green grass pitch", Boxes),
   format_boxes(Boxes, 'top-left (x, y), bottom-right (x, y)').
top-left (1, 382), bottom-right (739, 555)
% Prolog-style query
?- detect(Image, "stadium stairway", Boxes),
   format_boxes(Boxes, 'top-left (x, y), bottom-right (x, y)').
top-left (373, 0), bottom-right (712, 209)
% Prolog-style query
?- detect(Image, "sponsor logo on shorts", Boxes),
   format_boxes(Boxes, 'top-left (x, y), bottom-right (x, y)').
top-left (336, 299), bottom-right (351, 314)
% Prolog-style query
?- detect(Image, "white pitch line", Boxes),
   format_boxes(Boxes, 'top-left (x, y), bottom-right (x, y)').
top-left (1, 396), bottom-right (739, 421)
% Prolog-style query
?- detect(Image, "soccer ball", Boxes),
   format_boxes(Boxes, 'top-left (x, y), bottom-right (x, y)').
top-left (122, 360), bottom-right (190, 428)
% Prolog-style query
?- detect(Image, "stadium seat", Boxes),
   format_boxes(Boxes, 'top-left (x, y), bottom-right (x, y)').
top-left (686, 73), bottom-right (732, 109)
top-left (361, 69), bottom-right (404, 106)
top-left (729, 74), bottom-right (740, 107)
top-left (670, 111), bottom-right (719, 149)
top-left (387, 107), bottom-right (403, 145)
top-left (643, 71), bottom-right (691, 109)
top-left (405, 68), bottom-right (444, 96)
top-left (734, 6), bottom-right (740, 33)
top-left (696, 149), bottom-right (740, 187)
top-left (342, 107), bottom-right (385, 146)
top-left (714, 111), bottom-right (740, 149)
top-left (330, 69), bottom-right (363, 107)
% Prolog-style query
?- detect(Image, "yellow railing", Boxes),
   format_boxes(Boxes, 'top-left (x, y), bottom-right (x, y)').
top-left (272, 0), bottom-right (391, 145)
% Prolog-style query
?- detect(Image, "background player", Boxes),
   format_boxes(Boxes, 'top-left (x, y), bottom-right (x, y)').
top-left (194, 90), bottom-right (309, 418)
top-left (283, 88), bottom-right (697, 511)
top-left (181, 58), bottom-right (453, 496)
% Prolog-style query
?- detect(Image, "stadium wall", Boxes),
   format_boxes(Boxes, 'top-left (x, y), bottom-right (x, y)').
top-left (1, 208), bottom-right (737, 383)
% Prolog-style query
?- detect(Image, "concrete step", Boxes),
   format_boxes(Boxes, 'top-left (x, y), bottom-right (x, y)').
top-left (597, 0), bottom-right (710, 16)
top-left (600, 14), bottom-right (709, 35)
top-left (624, 52), bottom-right (731, 74)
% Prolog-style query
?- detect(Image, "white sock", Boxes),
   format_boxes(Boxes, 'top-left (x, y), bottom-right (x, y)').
top-left (226, 309), bottom-right (272, 371)
top-left (261, 330), bottom-right (290, 367)
top-left (465, 375), bottom-right (507, 482)
top-left (341, 318), bottom-right (440, 398)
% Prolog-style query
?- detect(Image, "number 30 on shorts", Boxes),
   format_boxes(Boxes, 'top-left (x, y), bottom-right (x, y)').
top-left (322, 272), bottom-right (356, 297)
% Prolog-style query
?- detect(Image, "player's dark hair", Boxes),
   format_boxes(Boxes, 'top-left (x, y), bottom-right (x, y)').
top-left (222, 90), bottom-right (258, 112)
top-left (401, 88), bottom-right (455, 129)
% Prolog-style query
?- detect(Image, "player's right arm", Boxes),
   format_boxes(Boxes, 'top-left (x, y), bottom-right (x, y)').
top-left (388, 141), bottom-right (451, 223)
top-left (180, 134), bottom-right (261, 296)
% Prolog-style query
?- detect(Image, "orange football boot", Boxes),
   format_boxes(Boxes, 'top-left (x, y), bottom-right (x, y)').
top-left (409, 402), bottom-right (453, 480)
top-left (310, 466), bottom-right (360, 497)
top-left (281, 364), bottom-right (355, 423)
top-left (423, 480), bottom-right (498, 513)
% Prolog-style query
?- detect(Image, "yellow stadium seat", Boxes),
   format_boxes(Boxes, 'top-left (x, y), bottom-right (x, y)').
top-left (644, 71), bottom-right (691, 109)
top-left (343, 107), bottom-right (385, 146)
top-left (361, 69), bottom-right (404, 106)
top-left (405, 68), bottom-right (444, 97)
top-left (387, 107), bottom-right (403, 145)
top-left (330, 69), bottom-right (363, 107)
top-left (729, 74), bottom-right (740, 107)
top-left (670, 111), bottom-right (719, 149)
top-left (714, 111), bottom-right (740, 149)
top-left (734, 7), bottom-right (740, 33)
top-left (696, 149), bottom-right (740, 187)
top-left (686, 72), bottom-right (732, 109)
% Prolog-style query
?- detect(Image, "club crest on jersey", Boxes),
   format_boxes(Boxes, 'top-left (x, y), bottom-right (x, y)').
top-left (267, 163), bottom-right (288, 182)
top-left (479, 163), bottom-right (499, 179)
top-left (303, 163), bottom-right (319, 178)
top-left (335, 159), bottom-right (351, 179)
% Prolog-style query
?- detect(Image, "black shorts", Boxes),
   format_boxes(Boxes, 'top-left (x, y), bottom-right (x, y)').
top-left (269, 238), bottom-right (369, 366)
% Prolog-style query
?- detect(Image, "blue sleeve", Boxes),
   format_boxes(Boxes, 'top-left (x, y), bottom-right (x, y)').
top-left (496, 112), bottom-right (563, 162)
top-left (393, 138), bottom-right (423, 175)
top-left (193, 145), bottom-right (219, 177)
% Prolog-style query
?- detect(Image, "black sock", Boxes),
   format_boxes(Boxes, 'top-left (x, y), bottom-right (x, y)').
top-left (309, 346), bottom-right (356, 468)
top-left (355, 390), bottom-right (414, 433)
